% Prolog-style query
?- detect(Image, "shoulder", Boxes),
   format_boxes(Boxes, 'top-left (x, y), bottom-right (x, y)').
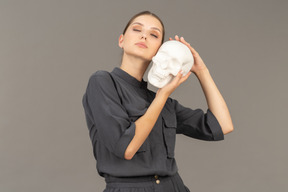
top-left (88, 70), bottom-right (113, 83)
top-left (89, 70), bottom-right (111, 81)
top-left (86, 70), bottom-right (115, 90)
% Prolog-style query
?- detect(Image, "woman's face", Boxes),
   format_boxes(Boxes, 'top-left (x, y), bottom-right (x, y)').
top-left (119, 15), bottom-right (163, 61)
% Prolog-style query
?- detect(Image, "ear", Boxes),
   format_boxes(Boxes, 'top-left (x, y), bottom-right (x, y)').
top-left (118, 34), bottom-right (124, 48)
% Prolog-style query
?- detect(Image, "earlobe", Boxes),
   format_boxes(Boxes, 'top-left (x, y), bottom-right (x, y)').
top-left (118, 34), bottom-right (124, 48)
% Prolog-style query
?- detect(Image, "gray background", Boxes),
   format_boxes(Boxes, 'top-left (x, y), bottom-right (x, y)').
top-left (1, 0), bottom-right (287, 191)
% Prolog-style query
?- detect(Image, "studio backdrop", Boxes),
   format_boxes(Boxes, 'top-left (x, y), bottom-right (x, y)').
top-left (1, 0), bottom-right (287, 191)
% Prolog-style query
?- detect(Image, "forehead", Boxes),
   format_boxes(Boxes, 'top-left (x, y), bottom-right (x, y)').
top-left (131, 15), bottom-right (163, 31)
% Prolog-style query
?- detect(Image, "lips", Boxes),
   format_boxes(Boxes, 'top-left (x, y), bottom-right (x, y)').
top-left (135, 42), bottom-right (148, 48)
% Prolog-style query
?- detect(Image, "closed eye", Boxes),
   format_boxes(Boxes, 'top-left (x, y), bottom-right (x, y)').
top-left (133, 29), bottom-right (141, 32)
top-left (151, 34), bottom-right (158, 38)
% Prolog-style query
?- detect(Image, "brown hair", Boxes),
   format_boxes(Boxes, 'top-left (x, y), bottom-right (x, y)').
top-left (122, 11), bottom-right (165, 43)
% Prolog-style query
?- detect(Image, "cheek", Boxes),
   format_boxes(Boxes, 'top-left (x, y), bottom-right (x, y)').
top-left (151, 43), bottom-right (162, 55)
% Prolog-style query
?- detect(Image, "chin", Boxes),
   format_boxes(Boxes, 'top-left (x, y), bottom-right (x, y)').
top-left (137, 54), bottom-right (154, 62)
top-left (126, 50), bottom-right (152, 61)
top-left (135, 47), bottom-right (157, 59)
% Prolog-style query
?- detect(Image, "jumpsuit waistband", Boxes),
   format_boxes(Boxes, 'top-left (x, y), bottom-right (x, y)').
top-left (104, 173), bottom-right (171, 184)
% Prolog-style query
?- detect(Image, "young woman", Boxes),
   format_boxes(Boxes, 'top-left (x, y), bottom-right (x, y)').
top-left (82, 11), bottom-right (233, 192)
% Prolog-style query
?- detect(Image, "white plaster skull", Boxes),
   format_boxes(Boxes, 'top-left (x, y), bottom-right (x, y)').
top-left (148, 40), bottom-right (194, 88)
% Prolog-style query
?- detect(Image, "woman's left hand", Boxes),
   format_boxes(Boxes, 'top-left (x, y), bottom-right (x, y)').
top-left (170, 36), bottom-right (234, 135)
top-left (169, 35), bottom-right (208, 75)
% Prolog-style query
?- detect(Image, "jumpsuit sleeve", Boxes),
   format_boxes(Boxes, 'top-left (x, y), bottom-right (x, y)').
top-left (83, 71), bottom-right (135, 159)
top-left (173, 99), bottom-right (224, 141)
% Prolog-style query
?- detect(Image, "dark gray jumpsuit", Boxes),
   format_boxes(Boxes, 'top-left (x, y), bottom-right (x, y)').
top-left (82, 67), bottom-right (224, 192)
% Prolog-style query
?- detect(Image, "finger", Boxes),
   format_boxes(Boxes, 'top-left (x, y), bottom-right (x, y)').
top-left (179, 71), bottom-right (192, 83)
top-left (169, 37), bottom-right (173, 40)
top-left (175, 35), bottom-right (180, 41)
top-left (188, 45), bottom-right (198, 56)
top-left (179, 37), bottom-right (190, 47)
top-left (173, 36), bottom-right (199, 57)
top-left (184, 44), bottom-right (198, 57)
top-left (176, 70), bottom-right (184, 79)
top-left (172, 70), bottom-right (183, 84)
top-left (183, 71), bottom-right (192, 77)
top-left (179, 37), bottom-right (195, 52)
top-left (180, 36), bottom-right (187, 43)
top-left (176, 36), bottom-right (185, 43)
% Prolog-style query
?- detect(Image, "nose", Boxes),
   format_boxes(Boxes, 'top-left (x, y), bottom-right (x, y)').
top-left (141, 32), bottom-right (147, 40)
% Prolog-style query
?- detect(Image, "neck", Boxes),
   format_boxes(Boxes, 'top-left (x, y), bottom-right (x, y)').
top-left (120, 53), bottom-right (150, 82)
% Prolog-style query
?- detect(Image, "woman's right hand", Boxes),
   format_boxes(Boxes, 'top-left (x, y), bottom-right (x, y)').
top-left (156, 70), bottom-right (191, 97)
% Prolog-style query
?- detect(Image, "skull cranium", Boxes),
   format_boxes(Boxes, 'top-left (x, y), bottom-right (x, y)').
top-left (148, 40), bottom-right (194, 88)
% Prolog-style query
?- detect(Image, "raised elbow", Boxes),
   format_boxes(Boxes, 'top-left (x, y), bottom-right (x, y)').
top-left (223, 125), bottom-right (234, 135)
top-left (124, 154), bottom-right (133, 160)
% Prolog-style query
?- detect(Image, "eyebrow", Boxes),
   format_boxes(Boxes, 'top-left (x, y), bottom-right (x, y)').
top-left (131, 22), bottom-right (162, 33)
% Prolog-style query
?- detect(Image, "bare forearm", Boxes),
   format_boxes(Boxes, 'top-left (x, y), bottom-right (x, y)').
top-left (195, 68), bottom-right (234, 135)
top-left (168, 35), bottom-right (233, 135)
top-left (124, 91), bottom-right (169, 160)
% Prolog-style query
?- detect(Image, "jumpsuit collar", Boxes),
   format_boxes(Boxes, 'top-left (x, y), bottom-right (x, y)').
top-left (112, 67), bottom-right (148, 89)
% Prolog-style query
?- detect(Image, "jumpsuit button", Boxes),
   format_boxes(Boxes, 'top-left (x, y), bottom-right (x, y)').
top-left (156, 179), bottom-right (160, 184)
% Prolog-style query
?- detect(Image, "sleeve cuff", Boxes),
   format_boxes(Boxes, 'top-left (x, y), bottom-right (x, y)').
top-left (114, 122), bottom-right (136, 159)
top-left (207, 109), bottom-right (224, 141)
